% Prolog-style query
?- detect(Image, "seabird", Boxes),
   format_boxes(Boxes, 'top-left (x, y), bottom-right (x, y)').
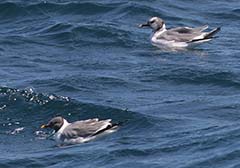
top-left (41, 116), bottom-right (118, 145)
top-left (139, 17), bottom-right (220, 48)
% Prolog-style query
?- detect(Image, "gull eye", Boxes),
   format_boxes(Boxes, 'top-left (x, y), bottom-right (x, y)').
top-left (150, 20), bottom-right (155, 24)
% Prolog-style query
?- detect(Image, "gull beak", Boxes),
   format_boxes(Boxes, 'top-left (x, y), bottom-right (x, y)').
top-left (41, 124), bottom-right (48, 129)
top-left (138, 23), bottom-right (150, 28)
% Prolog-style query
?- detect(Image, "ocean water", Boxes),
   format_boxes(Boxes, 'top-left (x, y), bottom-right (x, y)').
top-left (0, 0), bottom-right (240, 167)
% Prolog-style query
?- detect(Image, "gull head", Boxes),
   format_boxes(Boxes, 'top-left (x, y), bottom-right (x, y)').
top-left (139, 17), bottom-right (165, 31)
top-left (41, 116), bottom-right (64, 132)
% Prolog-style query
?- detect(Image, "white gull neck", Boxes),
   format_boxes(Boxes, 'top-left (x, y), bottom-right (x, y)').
top-left (57, 119), bottom-right (70, 134)
top-left (151, 24), bottom-right (167, 41)
top-left (154, 24), bottom-right (166, 35)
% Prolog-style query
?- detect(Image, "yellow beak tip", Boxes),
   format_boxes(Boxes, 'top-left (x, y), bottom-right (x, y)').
top-left (41, 125), bottom-right (46, 129)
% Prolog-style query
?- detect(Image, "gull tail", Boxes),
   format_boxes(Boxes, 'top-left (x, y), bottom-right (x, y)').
top-left (204, 27), bottom-right (221, 39)
top-left (92, 120), bottom-right (127, 136)
top-left (190, 27), bottom-right (221, 43)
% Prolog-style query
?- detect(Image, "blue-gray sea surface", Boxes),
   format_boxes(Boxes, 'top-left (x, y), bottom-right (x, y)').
top-left (0, 0), bottom-right (240, 167)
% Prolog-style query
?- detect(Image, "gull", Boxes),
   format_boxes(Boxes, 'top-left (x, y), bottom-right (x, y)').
top-left (139, 17), bottom-right (220, 48)
top-left (41, 116), bottom-right (118, 145)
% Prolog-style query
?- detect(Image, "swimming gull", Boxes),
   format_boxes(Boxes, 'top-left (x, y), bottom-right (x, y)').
top-left (41, 116), bottom-right (118, 145)
top-left (139, 17), bottom-right (220, 48)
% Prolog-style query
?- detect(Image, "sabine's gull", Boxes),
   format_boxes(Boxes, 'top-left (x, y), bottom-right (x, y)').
top-left (139, 17), bottom-right (220, 48)
top-left (41, 116), bottom-right (118, 145)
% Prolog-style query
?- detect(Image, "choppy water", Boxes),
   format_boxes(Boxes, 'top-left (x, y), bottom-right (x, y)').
top-left (0, 0), bottom-right (240, 167)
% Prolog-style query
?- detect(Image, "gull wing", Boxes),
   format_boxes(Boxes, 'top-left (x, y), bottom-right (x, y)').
top-left (159, 30), bottom-right (204, 42)
top-left (159, 26), bottom-right (220, 43)
top-left (60, 119), bottom-right (112, 139)
top-left (169, 25), bottom-right (208, 34)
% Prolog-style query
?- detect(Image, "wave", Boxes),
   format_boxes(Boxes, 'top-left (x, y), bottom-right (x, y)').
top-left (0, 21), bottom-right (138, 48)
top-left (0, 86), bottom-right (239, 167)
top-left (206, 11), bottom-right (240, 21)
top-left (139, 67), bottom-right (240, 88)
top-left (1, 1), bottom-right (235, 48)
top-left (0, 1), bottom-right (237, 23)
top-left (0, 86), bottom-right (169, 166)
top-left (0, 1), bottom-right (118, 19)
top-left (0, 86), bottom-right (158, 135)
top-left (0, 85), bottom-right (194, 136)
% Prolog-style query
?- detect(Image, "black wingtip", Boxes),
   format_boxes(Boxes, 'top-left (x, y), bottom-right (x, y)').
top-left (208, 27), bottom-right (221, 36)
top-left (187, 26), bottom-right (221, 43)
top-left (216, 27), bottom-right (221, 32)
